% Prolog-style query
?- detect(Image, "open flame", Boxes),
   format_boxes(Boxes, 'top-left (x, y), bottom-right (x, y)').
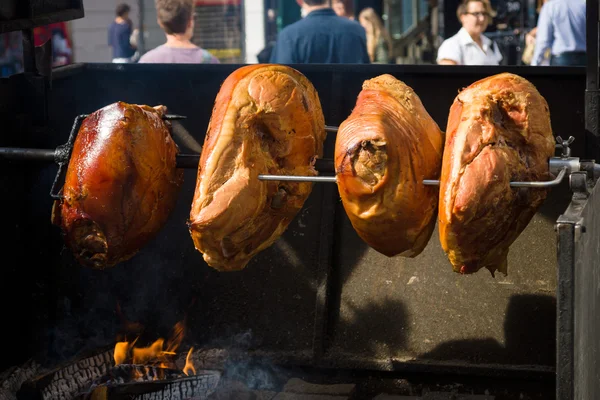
top-left (113, 320), bottom-right (196, 380)
top-left (183, 347), bottom-right (196, 376)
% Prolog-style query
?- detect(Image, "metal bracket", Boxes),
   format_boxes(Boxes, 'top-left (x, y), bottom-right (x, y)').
top-left (556, 136), bottom-right (575, 158)
top-left (49, 114), bottom-right (88, 200)
top-left (556, 216), bottom-right (586, 243)
top-left (574, 218), bottom-right (587, 242)
top-left (569, 171), bottom-right (591, 197)
top-left (579, 160), bottom-right (599, 181)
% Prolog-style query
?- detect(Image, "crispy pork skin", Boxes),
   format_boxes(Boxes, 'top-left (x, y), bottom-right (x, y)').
top-left (189, 65), bottom-right (325, 271)
top-left (335, 74), bottom-right (444, 257)
top-left (439, 73), bottom-right (555, 276)
top-left (52, 102), bottom-right (184, 269)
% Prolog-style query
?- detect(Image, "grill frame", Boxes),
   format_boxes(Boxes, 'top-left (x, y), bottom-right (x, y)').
top-left (0, 63), bottom-right (592, 388)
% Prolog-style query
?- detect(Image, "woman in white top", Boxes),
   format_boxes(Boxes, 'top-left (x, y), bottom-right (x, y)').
top-left (437, 0), bottom-right (502, 66)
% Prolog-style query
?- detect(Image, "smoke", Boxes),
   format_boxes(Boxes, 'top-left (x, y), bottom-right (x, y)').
top-left (43, 295), bottom-right (118, 366)
top-left (207, 330), bottom-right (254, 350)
top-left (200, 329), bottom-right (287, 391)
top-left (221, 358), bottom-right (280, 390)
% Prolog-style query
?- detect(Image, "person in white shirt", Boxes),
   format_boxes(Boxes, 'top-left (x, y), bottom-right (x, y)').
top-left (436, 0), bottom-right (502, 65)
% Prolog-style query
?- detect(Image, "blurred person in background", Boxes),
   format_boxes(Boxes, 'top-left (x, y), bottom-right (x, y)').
top-left (3, 32), bottom-right (23, 75)
top-left (358, 7), bottom-right (393, 63)
top-left (436, 0), bottom-right (502, 65)
top-left (531, 0), bottom-right (586, 66)
top-left (522, 0), bottom-right (550, 65)
top-left (257, 8), bottom-right (277, 62)
top-left (0, 34), bottom-right (12, 76)
top-left (270, 0), bottom-right (370, 64)
top-left (332, 0), bottom-right (355, 20)
top-left (139, 0), bottom-right (219, 64)
top-left (108, 3), bottom-right (138, 63)
top-left (51, 28), bottom-right (72, 66)
top-left (33, 22), bottom-right (72, 66)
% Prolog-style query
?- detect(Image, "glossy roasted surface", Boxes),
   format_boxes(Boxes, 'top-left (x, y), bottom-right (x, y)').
top-left (52, 102), bottom-right (183, 269)
top-left (189, 64), bottom-right (326, 271)
top-left (438, 73), bottom-right (555, 276)
top-left (335, 74), bottom-right (444, 257)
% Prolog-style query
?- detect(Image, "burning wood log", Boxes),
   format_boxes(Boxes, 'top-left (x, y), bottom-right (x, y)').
top-left (88, 364), bottom-right (186, 385)
top-left (176, 348), bottom-right (229, 371)
top-left (0, 360), bottom-right (41, 400)
top-left (82, 367), bottom-right (221, 400)
top-left (13, 321), bottom-right (219, 400)
top-left (17, 348), bottom-right (114, 400)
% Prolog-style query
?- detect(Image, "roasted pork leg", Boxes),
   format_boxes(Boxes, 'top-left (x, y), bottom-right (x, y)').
top-left (52, 102), bottom-right (184, 269)
top-left (335, 74), bottom-right (444, 257)
top-left (188, 64), bottom-right (326, 271)
top-left (438, 73), bottom-right (555, 276)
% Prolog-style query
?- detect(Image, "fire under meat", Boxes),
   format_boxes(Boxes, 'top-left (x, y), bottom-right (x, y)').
top-left (113, 321), bottom-right (196, 380)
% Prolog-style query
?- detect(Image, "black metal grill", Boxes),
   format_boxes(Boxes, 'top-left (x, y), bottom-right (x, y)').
top-left (1, 1), bottom-right (600, 399)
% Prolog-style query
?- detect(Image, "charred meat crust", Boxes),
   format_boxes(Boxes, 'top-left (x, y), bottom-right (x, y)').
top-left (70, 218), bottom-right (108, 269)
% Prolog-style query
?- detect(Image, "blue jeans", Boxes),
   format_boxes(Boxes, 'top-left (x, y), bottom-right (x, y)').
top-left (550, 51), bottom-right (586, 66)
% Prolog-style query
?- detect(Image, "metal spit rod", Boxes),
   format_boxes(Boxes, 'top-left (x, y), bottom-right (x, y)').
top-left (258, 166), bottom-right (568, 188)
top-left (0, 123), bottom-right (565, 166)
top-left (0, 114), bottom-right (576, 190)
top-left (257, 135), bottom-right (576, 188)
top-left (0, 147), bottom-right (56, 162)
top-left (0, 114), bottom-right (186, 163)
top-left (73, 114), bottom-right (186, 120)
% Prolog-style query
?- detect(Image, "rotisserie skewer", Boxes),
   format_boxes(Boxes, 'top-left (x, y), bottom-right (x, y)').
top-left (0, 124), bottom-right (570, 188)
top-left (256, 166), bottom-right (568, 187)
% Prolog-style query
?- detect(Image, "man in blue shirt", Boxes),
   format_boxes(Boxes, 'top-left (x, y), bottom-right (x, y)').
top-left (531, 0), bottom-right (586, 66)
top-left (108, 3), bottom-right (137, 63)
top-left (269, 0), bottom-right (370, 64)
